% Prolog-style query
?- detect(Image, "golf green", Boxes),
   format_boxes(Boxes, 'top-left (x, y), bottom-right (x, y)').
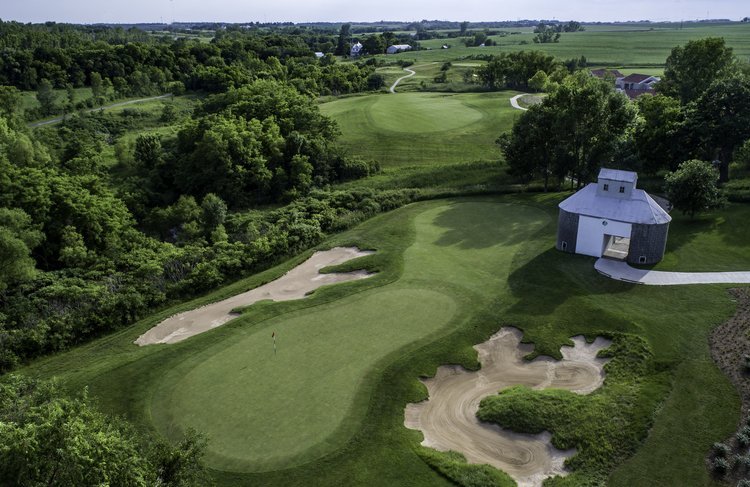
top-left (147, 200), bottom-right (549, 472)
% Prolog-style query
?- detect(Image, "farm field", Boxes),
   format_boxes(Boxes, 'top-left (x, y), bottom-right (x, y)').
top-left (408, 23), bottom-right (750, 66)
top-left (22, 194), bottom-right (750, 486)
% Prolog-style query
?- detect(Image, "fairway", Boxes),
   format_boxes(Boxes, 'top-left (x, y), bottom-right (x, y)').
top-left (149, 201), bottom-right (548, 472)
top-left (20, 196), bottom-right (750, 486)
top-left (320, 92), bottom-right (520, 167)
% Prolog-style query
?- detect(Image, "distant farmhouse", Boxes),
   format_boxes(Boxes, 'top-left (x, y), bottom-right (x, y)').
top-left (557, 169), bottom-right (671, 264)
top-left (386, 44), bottom-right (412, 54)
top-left (590, 69), bottom-right (660, 99)
top-left (314, 52), bottom-right (325, 58)
top-left (350, 42), bottom-right (363, 57)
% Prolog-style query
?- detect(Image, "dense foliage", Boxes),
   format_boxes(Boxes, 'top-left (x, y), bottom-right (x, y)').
top-left (0, 374), bottom-right (210, 486)
top-left (499, 71), bottom-right (637, 190)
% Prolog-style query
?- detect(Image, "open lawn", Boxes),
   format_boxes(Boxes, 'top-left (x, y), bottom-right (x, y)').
top-left (320, 91), bottom-right (520, 168)
top-left (19, 195), bottom-right (750, 486)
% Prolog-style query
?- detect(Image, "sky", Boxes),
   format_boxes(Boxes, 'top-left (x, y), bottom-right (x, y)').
top-left (2, 0), bottom-right (747, 24)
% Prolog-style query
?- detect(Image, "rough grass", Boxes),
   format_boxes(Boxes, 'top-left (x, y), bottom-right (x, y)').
top-left (19, 195), bottom-right (750, 486)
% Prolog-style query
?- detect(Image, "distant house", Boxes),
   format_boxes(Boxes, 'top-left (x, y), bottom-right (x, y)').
top-left (557, 168), bottom-right (671, 264)
top-left (617, 73), bottom-right (661, 99)
top-left (386, 44), bottom-right (412, 54)
top-left (314, 52), bottom-right (325, 58)
top-left (590, 69), bottom-right (660, 100)
top-left (350, 42), bottom-right (363, 57)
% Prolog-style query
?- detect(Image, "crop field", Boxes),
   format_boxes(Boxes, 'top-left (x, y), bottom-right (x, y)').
top-left (403, 22), bottom-right (750, 66)
top-left (320, 91), bottom-right (521, 167)
top-left (22, 193), bottom-right (750, 486)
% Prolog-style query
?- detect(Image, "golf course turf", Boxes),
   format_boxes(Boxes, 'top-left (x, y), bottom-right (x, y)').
top-left (20, 195), bottom-right (750, 486)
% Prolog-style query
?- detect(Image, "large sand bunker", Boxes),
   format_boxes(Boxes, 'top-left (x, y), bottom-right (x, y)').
top-left (405, 327), bottom-right (611, 487)
top-left (136, 247), bottom-right (374, 346)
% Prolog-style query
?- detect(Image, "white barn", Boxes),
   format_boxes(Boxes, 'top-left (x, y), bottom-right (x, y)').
top-left (386, 44), bottom-right (412, 54)
top-left (556, 169), bottom-right (672, 264)
top-left (350, 42), bottom-right (363, 57)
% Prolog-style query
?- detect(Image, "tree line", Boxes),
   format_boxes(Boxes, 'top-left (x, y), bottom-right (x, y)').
top-left (498, 37), bottom-right (750, 199)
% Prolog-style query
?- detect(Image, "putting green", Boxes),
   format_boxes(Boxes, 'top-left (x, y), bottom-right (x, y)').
top-left (367, 93), bottom-right (483, 133)
top-left (320, 91), bottom-right (520, 167)
top-left (148, 200), bottom-right (549, 472)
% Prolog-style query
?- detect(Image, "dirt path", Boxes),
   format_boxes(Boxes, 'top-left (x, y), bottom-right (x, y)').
top-left (596, 258), bottom-right (750, 285)
top-left (135, 247), bottom-right (374, 345)
top-left (405, 327), bottom-right (611, 487)
top-left (390, 67), bottom-right (416, 93)
top-left (28, 94), bottom-right (172, 128)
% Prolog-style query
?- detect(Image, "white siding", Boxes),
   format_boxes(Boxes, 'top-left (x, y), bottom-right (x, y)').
top-left (576, 216), bottom-right (632, 258)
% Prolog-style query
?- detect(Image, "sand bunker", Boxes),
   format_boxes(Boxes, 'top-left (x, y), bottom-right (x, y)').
top-left (135, 247), bottom-right (374, 346)
top-left (405, 327), bottom-right (611, 487)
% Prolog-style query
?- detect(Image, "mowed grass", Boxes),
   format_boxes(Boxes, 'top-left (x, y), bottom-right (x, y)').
top-left (321, 91), bottom-right (520, 167)
top-left (19, 196), bottom-right (750, 486)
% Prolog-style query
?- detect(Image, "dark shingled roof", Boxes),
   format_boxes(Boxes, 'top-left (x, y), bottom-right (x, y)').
top-left (622, 73), bottom-right (655, 83)
top-left (591, 69), bottom-right (624, 79)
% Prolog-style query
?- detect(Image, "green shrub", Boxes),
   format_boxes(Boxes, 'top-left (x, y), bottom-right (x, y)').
top-left (738, 432), bottom-right (750, 448)
top-left (416, 448), bottom-right (515, 487)
top-left (713, 457), bottom-right (731, 475)
top-left (714, 442), bottom-right (732, 458)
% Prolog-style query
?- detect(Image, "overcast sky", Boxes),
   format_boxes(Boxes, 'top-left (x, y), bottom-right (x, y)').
top-left (2, 0), bottom-right (747, 24)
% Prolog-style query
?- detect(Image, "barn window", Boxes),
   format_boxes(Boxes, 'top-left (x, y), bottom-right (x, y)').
top-left (639, 256), bottom-right (647, 263)
top-left (561, 241), bottom-right (568, 250)
top-left (603, 184), bottom-right (609, 191)
top-left (619, 186), bottom-right (625, 193)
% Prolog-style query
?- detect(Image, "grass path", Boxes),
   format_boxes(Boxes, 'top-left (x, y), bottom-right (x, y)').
top-left (28, 94), bottom-right (172, 127)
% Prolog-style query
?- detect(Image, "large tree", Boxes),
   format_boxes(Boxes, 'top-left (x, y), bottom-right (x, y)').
top-left (500, 71), bottom-right (637, 190)
top-left (634, 94), bottom-right (688, 174)
top-left (657, 37), bottom-right (736, 103)
top-left (664, 159), bottom-right (723, 218)
top-left (686, 74), bottom-right (750, 182)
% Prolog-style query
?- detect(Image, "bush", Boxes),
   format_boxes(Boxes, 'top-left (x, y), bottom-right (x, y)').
top-left (715, 442), bottom-right (732, 458)
top-left (738, 479), bottom-right (750, 487)
top-left (713, 457), bottom-right (731, 475)
top-left (738, 432), bottom-right (750, 448)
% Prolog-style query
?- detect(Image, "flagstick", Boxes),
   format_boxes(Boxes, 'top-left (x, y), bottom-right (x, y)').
top-left (272, 332), bottom-right (277, 356)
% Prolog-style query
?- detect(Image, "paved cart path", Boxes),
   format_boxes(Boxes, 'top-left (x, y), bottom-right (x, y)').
top-left (389, 67), bottom-right (416, 93)
top-left (595, 258), bottom-right (750, 285)
top-left (510, 94), bottom-right (530, 111)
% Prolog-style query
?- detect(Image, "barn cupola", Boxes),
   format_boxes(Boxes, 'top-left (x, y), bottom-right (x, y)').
top-left (596, 168), bottom-right (637, 199)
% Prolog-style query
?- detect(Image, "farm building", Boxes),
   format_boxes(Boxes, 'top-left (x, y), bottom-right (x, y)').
top-left (350, 42), bottom-right (363, 57)
top-left (387, 44), bottom-right (412, 54)
top-left (556, 168), bottom-right (671, 264)
top-left (590, 69), bottom-right (660, 99)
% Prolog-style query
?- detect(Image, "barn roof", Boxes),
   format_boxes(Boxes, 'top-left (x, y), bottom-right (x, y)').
top-left (598, 168), bottom-right (637, 183)
top-left (559, 183), bottom-right (672, 225)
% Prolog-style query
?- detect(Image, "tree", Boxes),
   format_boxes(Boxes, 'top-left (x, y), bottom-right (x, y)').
top-left (460, 21), bottom-right (470, 36)
top-left (363, 35), bottom-right (385, 55)
top-left (687, 75), bottom-right (750, 181)
top-left (0, 86), bottom-right (21, 121)
top-left (0, 207), bottom-right (43, 290)
top-left (665, 159), bottom-right (723, 218)
top-left (200, 193), bottom-right (228, 232)
top-left (36, 78), bottom-right (58, 116)
top-left (658, 37), bottom-right (736, 103)
top-left (528, 70), bottom-right (549, 92)
top-left (335, 23), bottom-right (351, 56)
top-left (500, 71), bottom-right (637, 189)
top-left (0, 375), bottom-right (211, 487)
top-left (634, 94), bottom-right (687, 174)
top-left (134, 133), bottom-right (163, 169)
